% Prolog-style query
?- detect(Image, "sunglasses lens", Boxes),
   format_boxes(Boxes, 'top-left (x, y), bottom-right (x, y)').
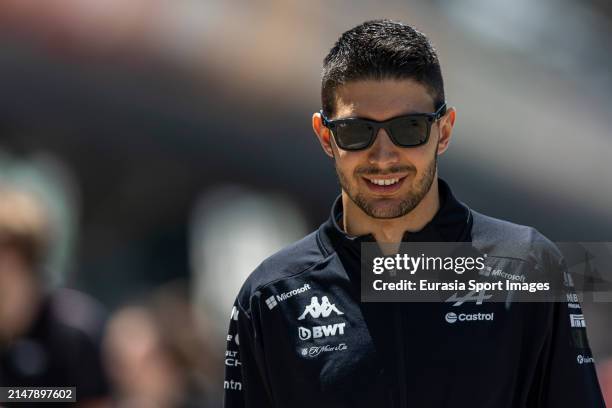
top-left (334, 122), bottom-right (374, 150)
top-left (389, 117), bottom-right (429, 146)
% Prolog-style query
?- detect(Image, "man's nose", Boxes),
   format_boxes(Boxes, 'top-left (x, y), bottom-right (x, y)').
top-left (367, 128), bottom-right (400, 166)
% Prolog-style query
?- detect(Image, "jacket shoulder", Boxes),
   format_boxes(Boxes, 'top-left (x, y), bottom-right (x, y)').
top-left (235, 230), bottom-right (327, 311)
top-left (471, 210), bottom-right (562, 264)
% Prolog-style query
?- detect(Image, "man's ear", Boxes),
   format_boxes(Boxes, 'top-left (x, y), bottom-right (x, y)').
top-left (436, 107), bottom-right (456, 155)
top-left (312, 112), bottom-right (334, 158)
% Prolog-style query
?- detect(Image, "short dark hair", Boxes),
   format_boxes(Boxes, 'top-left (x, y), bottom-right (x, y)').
top-left (321, 19), bottom-right (445, 117)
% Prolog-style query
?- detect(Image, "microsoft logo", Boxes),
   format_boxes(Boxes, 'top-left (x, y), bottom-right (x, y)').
top-left (265, 296), bottom-right (278, 310)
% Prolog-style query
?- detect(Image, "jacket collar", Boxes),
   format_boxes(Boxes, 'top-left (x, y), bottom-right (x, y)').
top-left (318, 178), bottom-right (472, 256)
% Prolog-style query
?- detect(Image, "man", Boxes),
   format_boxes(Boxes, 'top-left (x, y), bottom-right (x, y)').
top-left (223, 20), bottom-right (604, 407)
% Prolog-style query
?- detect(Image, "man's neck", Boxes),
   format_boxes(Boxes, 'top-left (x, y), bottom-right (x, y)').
top-left (342, 178), bottom-right (440, 247)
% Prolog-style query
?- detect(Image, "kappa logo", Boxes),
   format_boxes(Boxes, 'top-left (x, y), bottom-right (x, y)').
top-left (298, 296), bottom-right (344, 320)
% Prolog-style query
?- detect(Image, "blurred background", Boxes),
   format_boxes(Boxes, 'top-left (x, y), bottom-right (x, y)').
top-left (0, 0), bottom-right (611, 406)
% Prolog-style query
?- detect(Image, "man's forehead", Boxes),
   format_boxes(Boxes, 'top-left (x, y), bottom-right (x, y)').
top-left (333, 79), bottom-right (435, 120)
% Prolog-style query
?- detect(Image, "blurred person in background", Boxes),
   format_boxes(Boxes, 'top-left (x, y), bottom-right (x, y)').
top-left (597, 357), bottom-right (612, 406)
top-left (0, 183), bottom-right (110, 407)
top-left (103, 280), bottom-right (222, 408)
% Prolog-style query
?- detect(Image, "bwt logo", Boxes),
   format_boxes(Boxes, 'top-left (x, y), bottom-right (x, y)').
top-left (298, 323), bottom-right (346, 340)
top-left (445, 312), bottom-right (494, 323)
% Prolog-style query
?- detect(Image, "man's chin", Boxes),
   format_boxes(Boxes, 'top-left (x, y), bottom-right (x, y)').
top-left (369, 211), bottom-right (405, 220)
top-left (358, 197), bottom-right (408, 219)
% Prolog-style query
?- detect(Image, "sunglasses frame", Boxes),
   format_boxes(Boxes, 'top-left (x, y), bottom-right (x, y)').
top-left (320, 103), bottom-right (447, 151)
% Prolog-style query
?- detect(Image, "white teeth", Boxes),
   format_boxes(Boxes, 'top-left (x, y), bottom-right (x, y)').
top-left (370, 178), bottom-right (399, 186)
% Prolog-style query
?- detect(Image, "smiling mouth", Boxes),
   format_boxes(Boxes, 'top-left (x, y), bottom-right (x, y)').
top-left (362, 175), bottom-right (408, 193)
top-left (367, 177), bottom-right (401, 186)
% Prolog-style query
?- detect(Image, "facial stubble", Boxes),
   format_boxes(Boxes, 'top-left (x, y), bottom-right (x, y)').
top-left (334, 146), bottom-right (438, 219)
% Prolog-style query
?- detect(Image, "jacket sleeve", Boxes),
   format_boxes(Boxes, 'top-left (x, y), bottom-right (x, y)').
top-left (223, 300), bottom-right (274, 408)
top-left (528, 255), bottom-right (605, 407)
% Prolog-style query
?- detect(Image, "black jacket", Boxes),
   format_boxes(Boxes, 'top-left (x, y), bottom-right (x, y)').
top-left (223, 180), bottom-right (604, 407)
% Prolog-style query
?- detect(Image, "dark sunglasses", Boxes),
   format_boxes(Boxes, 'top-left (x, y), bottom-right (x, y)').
top-left (320, 103), bottom-right (447, 151)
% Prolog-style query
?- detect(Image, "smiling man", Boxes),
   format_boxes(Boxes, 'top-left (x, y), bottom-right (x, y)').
top-left (223, 20), bottom-right (604, 407)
